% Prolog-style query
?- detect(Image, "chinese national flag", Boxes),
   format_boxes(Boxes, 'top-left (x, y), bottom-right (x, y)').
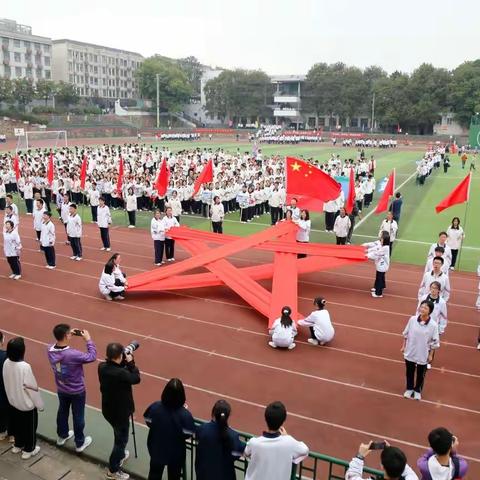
top-left (192, 159), bottom-right (213, 198)
top-left (345, 168), bottom-right (356, 214)
top-left (435, 173), bottom-right (471, 213)
top-left (286, 157), bottom-right (341, 201)
top-left (47, 152), bottom-right (55, 186)
top-left (285, 194), bottom-right (324, 212)
top-left (80, 156), bottom-right (88, 190)
top-left (155, 158), bottom-right (170, 197)
top-left (116, 157), bottom-right (124, 195)
top-left (375, 169), bottom-right (395, 214)
top-left (13, 155), bottom-right (21, 181)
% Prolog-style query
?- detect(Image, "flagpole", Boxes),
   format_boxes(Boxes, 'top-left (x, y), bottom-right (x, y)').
top-left (456, 173), bottom-right (472, 271)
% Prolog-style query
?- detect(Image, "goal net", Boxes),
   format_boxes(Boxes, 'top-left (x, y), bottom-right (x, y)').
top-left (16, 130), bottom-right (68, 152)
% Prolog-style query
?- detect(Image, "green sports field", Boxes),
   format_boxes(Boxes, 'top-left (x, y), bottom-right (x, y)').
top-left (14, 141), bottom-right (480, 272)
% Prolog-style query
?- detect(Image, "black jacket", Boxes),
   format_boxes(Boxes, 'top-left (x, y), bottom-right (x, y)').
top-left (98, 359), bottom-right (140, 425)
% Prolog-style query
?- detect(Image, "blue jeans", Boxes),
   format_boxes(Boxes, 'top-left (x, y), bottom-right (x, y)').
top-left (57, 391), bottom-right (86, 448)
top-left (108, 421), bottom-right (129, 473)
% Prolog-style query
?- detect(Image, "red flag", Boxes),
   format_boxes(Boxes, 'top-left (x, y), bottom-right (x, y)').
top-left (286, 157), bottom-right (341, 201)
top-left (155, 158), bottom-right (170, 197)
top-left (116, 157), bottom-right (124, 195)
top-left (374, 169), bottom-right (395, 214)
top-left (345, 168), bottom-right (356, 214)
top-left (13, 155), bottom-right (21, 181)
top-left (435, 173), bottom-right (471, 213)
top-left (80, 156), bottom-right (88, 190)
top-left (192, 159), bottom-right (213, 198)
top-left (285, 194), bottom-right (324, 212)
top-left (47, 152), bottom-right (54, 186)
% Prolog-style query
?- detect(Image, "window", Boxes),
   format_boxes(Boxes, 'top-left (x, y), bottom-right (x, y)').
top-left (14, 39), bottom-right (21, 48)
top-left (26, 68), bottom-right (32, 77)
top-left (447, 117), bottom-right (453, 125)
top-left (2, 37), bottom-right (9, 46)
top-left (44, 56), bottom-right (50, 66)
top-left (318, 117), bottom-right (326, 127)
top-left (68, 62), bottom-right (73, 72)
top-left (68, 49), bottom-right (73, 58)
top-left (36, 69), bottom-right (43, 79)
top-left (44, 45), bottom-right (50, 52)
top-left (102, 67), bottom-right (106, 74)
top-left (69, 74), bottom-right (73, 82)
top-left (45, 70), bottom-right (51, 79)
top-left (15, 66), bottom-right (22, 77)
top-left (94, 55), bottom-right (98, 62)
top-left (102, 78), bottom-right (106, 85)
top-left (24, 40), bottom-right (30, 48)
top-left (350, 117), bottom-right (359, 128)
top-left (94, 66), bottom-right (98, 73)
top-left (14, 52), bottom-right (21, 62)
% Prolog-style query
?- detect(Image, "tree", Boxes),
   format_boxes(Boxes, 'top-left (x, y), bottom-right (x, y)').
top-left (55, 81), bottom-right (80, 106)
top-left (177, 56), bottom-right (203, 97)
top-left (449, 60), bottom-right (480, 127)
top-left (136, 56), bottom-right (192, 112)
top-left (12, 78), bottom-right (35, 111)
top-left (35, 79), bottom-right (58, 106)
top-left (0, 77), bottom-right (14, 105)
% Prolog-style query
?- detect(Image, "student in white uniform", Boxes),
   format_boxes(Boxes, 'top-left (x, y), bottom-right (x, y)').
top-left (60, 193), bottom-right (71, 245)
top-left (427, 232), bottom-right (452, 269)
top-left (33, 198), bottom-right (46, 242)
top-left (97, 196), bottom-right (112, 251)
top-left (333, 207), bottom-right (351, 245)
top-left (87, 183), bottom-right (100, 223)
top-left (66, 204), bottom-right (83, 261)
top-left (298, 297), bottom-right (335, 346)
top-left (446, 217), bottom-right (464, 270)
top-left (424, 246), bottom-right (449, 275)
top-left (40, 211), bottom-right (56, 269)
top-left (378, 211), bottom-right (398, 256)
top-left (363, 232), bottom-right (390, 298)
top-left (151, 209), bottom-right (165, 265)
top-left (295, 209), bottom-right (311, 258)
top-left (3, 220), bottom-right (22, 279)
top-left (210, 195), bottom-right (225, 234)
top-left (166, 190), bottom-right (182, 223)
top-left (3, 206), bottom-right (18, 231)
top-left (418, 257), bottom-right (450, 302)
top-left (98, 256), bottom-right (125, 301)
top-left (401, 300), bottom-right (440, 401)
top-left (125, 187), bottom-right (137, 228)
top-left (163, 207), bottom-right (180, 261)
top-left (268, 306), bottom-right (297, 350)
top-left (5, 195), bottom-right (19, 218)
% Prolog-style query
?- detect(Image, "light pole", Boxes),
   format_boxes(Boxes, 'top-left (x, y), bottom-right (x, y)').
top-left (370, 92), bottom-right (375, 133)
top-left (156, 73), bottom-right (160, 129)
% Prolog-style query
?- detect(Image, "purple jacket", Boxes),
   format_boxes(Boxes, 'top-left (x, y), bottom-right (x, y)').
top-left (417, 449), bottom-right (468, 480)
top-left (47, 341), bottom-right (97, 394)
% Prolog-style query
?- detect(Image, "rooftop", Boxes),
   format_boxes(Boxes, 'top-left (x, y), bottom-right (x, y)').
top-left (53, 38), bottom-right (143, 57)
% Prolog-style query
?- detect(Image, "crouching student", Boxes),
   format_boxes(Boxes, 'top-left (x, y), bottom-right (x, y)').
top-left (346, 441), bottom-right (418, 480)
top-left (99, 256), bottom-right (126, 301)
top-left (417, 427), bottom-right (468, 480)
top-left (268, 306), bottom-right (297, 350)
top-left (363, 232), bottom-right (390, 298)
top-left (298, 297), bottom-right (335, 346)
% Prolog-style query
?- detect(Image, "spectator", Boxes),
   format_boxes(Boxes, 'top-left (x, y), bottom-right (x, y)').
top-left (144, 378), bottom-right (195, 480)
top-left (2, 337), bottom-right (44, 459)
top-left (195, 400), bottom-right (246, 480)
top-left (47, 324), bottom-right (97, 452)
top-left (345, 441), bottom-right (418, 479)
top-left (389, 192), bottom-right (403, 224)
top-left (244, 401), bottom-right (308, 480)
top-left (0, 331), bottom-right (11, 441)
top-left (99, 343), bottom-right (141, 480)
top-left (417, 427), bottom-right (468, 480)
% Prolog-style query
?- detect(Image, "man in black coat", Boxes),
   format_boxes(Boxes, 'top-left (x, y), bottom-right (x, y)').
top-left (98, 343), bottom-right (140, 480)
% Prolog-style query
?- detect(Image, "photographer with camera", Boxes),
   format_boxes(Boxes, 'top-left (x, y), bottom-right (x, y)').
top-left (345, 441), bottom-right (418, 480)
top-left (47, 324), bottom-right (96, 452)
top-left (98, 342), bottom-right (141, 480)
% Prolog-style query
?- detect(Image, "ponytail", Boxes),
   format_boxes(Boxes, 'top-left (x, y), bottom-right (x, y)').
top-left (314, 297), bottom-right (326, 310)
top-left (280, 306), bottom-right (292, 328)
top-left (212, 400), bottom-right (232, 450)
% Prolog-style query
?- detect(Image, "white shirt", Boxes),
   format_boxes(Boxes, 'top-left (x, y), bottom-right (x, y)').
top-left (66, 213), bottom-right (82, 238)
top-left (402, 315), bottom-right (440, 365)
top-left (126, 194), bottom-right (137, 212)
top-left (40, 220), bottom-right (55, 247)
top-left (33, 205), bottom-right (46, 231)
top-left (418, 271), bottom-right (450, 302)
top-left (166, 198), bottom-right (182, 216)
top-left (163, 215), bottom-right (179, 239)
top-left (417, 295), bottom-right (448, 334)
top-left (97, 205), bottom-right (111, 228)
top-left (88, 189), bottom-right (100, 207)
top-left (333, 215), bottom-right (351, 238)
top-left (3, 230), bottom-right (22, 257)
top-left (378, 219), bottom-right (398, 242)
top-left (99, 271), bottom-right (125, 295)
top-left (61, 202), bottom-right (71, 224)
top-left (446, 226), bottom-right (464, 250)
top-left (245, 433), bottom-right (309, 480)
top-left (427, 243), bottom-right (452, 268)
top-left (269, 318), bottom-right (297, 348)
top-left (298, 309), bottom-right (335, 342)
top-left (295, 219), bottom-right (311, 242)
top-left (364, 241), bottom-right (390, 272)
top-left (210, 203), bottom-right (225, 222)
top-left (151, 217), bottom-right (165, 241)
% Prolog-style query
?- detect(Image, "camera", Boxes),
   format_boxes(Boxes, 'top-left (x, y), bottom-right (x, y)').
top-left (124, 341), bottom-right (140, 355)
top-left (72, 329), bottom-right (84, 337)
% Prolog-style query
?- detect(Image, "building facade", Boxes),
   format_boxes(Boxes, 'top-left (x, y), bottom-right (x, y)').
top-left (0, 18), bottom-right (52, 81)
top-left (51, 39), bottom-right (143, 101)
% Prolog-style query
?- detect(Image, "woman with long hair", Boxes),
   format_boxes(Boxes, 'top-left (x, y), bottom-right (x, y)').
top-left (446, 216), bottom-right (464, 271)
top-left (268, 306), bottom-right (297, 350)
top-left (363, 231), bottom-right (390, 298)
top-left (98, 254), bottom-right (126, 301)
top-left (295, 209), bottom-right (311, 258)
top-left (298, 297), bottom-right (335, 346)
top-left (195, 400), bottom-right (245, 480)
top-left (125, 187), bottom-right (137, 228)
top-left (143, 378), bottom-right (195, 480)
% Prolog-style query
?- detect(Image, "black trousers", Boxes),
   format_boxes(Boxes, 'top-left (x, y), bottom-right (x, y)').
top-left (212, 221), bottom-right (223, 234)
top-left (91, 205), bottom-right (98, 222)
top-left (405, 360), bottom-right (428, 393)
top-left (25, 198), bottom-right (33, 214)
top-left (165, 238), bottom-right (175, 259)
top-left (148, 461), bottom-right (183, 480)
top-left (43, 246), bottom-right (56, 266)
top-left (336, 236), bottom-right (347, 245)
top-left (0, 198), bottom-right (5, 210)
top-left (10, 407), bottom-right (38, 452)
top-left (0, 404), bottom-right (11, 435)
top-left (35, 230), bottom-right (41, 241)
top-left (240, 208), bottom-right (248, 222)
top-left (6, 256), bottom-right (21, 275)
top-left (154, 240), bottom-right (165, 264)
top-left (100, 227), bottom-right (111, 248)
top-left (325, 212), bottom-right (335, 231)
top-left (451, 249), bottom-right (458, 268)
top-left (127, 210), bottom-right (136, 226)
top-left (69, 237), bottom-right (82, 258)
top-left (374, 271), bottom-right (386, 295)
top-left (270, 206), bottom-right (280, 225)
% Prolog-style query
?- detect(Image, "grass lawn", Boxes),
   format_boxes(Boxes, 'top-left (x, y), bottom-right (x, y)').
top-left (11, 141), bottom-right (480, 272)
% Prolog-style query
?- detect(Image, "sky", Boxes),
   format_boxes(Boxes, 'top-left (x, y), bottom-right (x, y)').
top-left (2, 0), bottom-right (479, 74)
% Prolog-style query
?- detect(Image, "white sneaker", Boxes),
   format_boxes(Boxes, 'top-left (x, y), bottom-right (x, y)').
top-left (450, 266), bottom-right (455, 271)
top-left (403, 390), bottom-right (414, 399)
top-left (57, 430), bottom-right (73, 446)
top-left (75, 257), bottom-right (82, 261)
top-left (13, 275), bottom-right (21, 280)
top-left (371, 292), bottom-right (383, 298)
top-left (413, 391), bottom-right (422, 401)
top-left (370, 288), bottom-right (376, 292)
top-left (307, 338), bottom-right (319, 346)
top-left (106, 470), bottom-right (130, 480)
top-left (120, 450), bottom-right (129, 467)
top-left (268, 341), bottom-right (277, 349)
top-left (477, 342), bottom-right (480, 350)
top-left (128, 225), bottom-right (135, 229)
top-left (106, 248), bottom-right (111, 252)
top-left (104, 295), bottom-right (113, 301)
top-left (75, 436), bottom-right (92, 453)
top-left (155, 263), bottom-right (162, 266)
top-left (11, 446), bottom-right (22, 454)
top-left (21, 446), bottom-right (40, 459)
top-left (46, 265), bottom-right (56, 269)
top-left (100, 247), bottom-right (106, 251)
top-left (9, 274), bottom-right (15, 279)
top-left (113, 296), bottom-right (125, 301)
top-left (288, 343), bottom-right (296, 350)
top-left (70, 256), bottom-right (77, 260)
top-left (427, 363), bottom-right (432, 370)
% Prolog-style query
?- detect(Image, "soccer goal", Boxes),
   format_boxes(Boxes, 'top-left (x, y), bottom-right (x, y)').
top-left (16, 130), bottom-right (68, 152)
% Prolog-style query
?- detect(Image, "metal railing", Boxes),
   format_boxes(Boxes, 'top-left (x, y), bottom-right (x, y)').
top-left (184, 419), bottom-right (384, 480)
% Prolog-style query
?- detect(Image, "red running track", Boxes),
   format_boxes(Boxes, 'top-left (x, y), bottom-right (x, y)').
top-left (1, 217), bottom-right (479, 476)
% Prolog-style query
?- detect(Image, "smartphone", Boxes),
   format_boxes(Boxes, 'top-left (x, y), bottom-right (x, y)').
top-left (72, 329), bottom-right (83, 336)
top-left (369, 441), bottom-right (386, 450)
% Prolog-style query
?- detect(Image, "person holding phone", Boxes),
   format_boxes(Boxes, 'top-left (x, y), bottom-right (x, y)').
top-left (47, 324), bottom-right (96, 452)
top-left (346, 440), bottom-right (418, 479)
